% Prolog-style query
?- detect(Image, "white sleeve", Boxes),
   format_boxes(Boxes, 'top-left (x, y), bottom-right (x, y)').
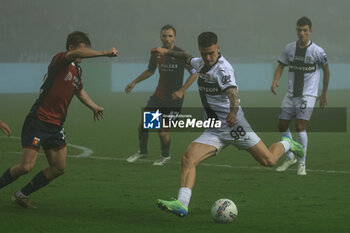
top-left (190, 57), bottom-right (202, 73)
top-left (278, 45), bottom-right (289, 66)
top-left (216, 67), bottom-right (237, 91)
top-left (316, 47), bottom-right (328, 66)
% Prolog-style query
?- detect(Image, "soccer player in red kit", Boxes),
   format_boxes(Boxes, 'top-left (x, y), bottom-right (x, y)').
top-left (125, 25), bottom-right (197, 166)
top-left (0, 31), bottom-right (118, 208)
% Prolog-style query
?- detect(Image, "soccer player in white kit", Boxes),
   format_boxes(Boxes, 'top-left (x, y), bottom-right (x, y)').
top-left (271, 17), bottom-right (330, 175)
top-left (151, 32), bottom-right (305, 217)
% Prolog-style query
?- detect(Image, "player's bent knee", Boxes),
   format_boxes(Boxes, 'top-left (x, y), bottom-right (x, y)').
top-left (52, 167), bottom-right (65, 177)
top-left (158, 131), bottom-right (168, 138)
top-left (263, 159), bottom-right (276, 167)
top-left (181, 153), bottom-right (194, 169)
top-left (19, 163), bottom-right (35, 174)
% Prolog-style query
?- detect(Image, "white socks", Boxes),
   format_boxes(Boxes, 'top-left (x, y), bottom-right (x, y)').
top-left (280, 140), bottom-right (291, 153)
top-left (177, 187), bottom-right (192, 208)
top-left (282, 129), bottom-right (295, 160)
top-left (296, 130), bottom-right (308, 164)
top-left (281, 129), bottom-right (307, 164)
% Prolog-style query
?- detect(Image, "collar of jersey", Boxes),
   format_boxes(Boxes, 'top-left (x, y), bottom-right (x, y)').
top-left (296, 40), bottom-right (313, 49)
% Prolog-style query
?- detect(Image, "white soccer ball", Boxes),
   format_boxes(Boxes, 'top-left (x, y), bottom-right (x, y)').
top-left (211, 198), bottom-right (238, 223)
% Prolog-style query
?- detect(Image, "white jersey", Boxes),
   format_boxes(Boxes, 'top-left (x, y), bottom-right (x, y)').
top-left (278, 41), bottom-right (328, 97)
top-left (190, 54), bottom-right (238, 122)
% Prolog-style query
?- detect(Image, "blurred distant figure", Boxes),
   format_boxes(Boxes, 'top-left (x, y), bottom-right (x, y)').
top-left (125, 25), bottom-right (197, 166)
top-left (271, 17), bottom-right (330, 175)
top-left (0, 120), bottom-right (11, 136)
top-left (0, 31), bottom-right (118, 208)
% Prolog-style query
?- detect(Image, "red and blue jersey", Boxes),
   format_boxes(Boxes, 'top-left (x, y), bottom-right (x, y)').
top-left (29, 52), bottom-right (83, 126)
top-left (148, 46), bottom-right (195, 101)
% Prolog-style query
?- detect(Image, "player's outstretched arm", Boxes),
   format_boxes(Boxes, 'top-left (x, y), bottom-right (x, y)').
top-left (0, 120), bottom-right (11, 136)
top-left (125, 69), bottom-right (155, 94)
top-left (151, 47), bottom-right (192, 64)
top-left (225, 87), bottom-right (239, 127)
top-left (317, 64), bottom-right (330, 108)
top-left (65, 47), bottom-right (118, 63)
top-left (271, 64), bottom-right (285, 95)
top-left (75, 89), bottom-right (104, 121)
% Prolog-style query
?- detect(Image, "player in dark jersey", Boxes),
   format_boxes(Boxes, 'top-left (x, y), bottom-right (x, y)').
top-left (125, 25), bottom-right (197, 166)
top-left (0, 120), bottom-right (11, 136)
top-left (0, 31), bottom-right (118, 208)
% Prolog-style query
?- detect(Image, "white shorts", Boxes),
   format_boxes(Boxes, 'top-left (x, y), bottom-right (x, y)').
top-left (279, 94), bottom-right (316, 121)
top-left (193, 109), bottom-right (260, 152)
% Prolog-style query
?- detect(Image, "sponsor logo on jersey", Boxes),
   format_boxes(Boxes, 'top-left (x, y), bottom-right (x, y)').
top-left (64, 72), bottom-right (73, 81)
top-left (198, 86), bottom-right (220, 94)
top-left (289, 64), bottom-right (316, 73)
top-left (160, 63), bottom-right (178, 69)
top-left (72, 76), bottom-right (80, 88)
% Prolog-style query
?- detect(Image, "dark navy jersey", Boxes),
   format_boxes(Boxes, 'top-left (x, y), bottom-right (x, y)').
top-left (148, 46), bottom-right (195, 101)
top-left (29, 52), bottom-right (83, 126)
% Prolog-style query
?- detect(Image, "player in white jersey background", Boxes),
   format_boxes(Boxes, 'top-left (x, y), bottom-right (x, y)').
top-left (271, 17), bottom-right (330, 175)
top-left (151, 32), bottom-right (305, 217)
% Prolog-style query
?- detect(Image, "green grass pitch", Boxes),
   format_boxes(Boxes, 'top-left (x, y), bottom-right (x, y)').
top-left (0, 90), bottom-right (349, 233)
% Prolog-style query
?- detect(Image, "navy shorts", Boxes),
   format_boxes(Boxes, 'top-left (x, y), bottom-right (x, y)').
top-left (144, 95), bottom-right (183, 115)
top-left (21, 115), bottom-right (67, 152)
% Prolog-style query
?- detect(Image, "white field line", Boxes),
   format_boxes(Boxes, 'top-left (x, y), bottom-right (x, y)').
top-left (1, 136), bottom-right (350, 174)
top-left (1, 136), bottom-right (93, 158)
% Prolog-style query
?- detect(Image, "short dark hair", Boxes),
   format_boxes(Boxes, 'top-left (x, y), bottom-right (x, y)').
top-left (297, 17), bottom-right (312, 29)
top-left (160, 24), bottom-right (176, 35)
top-left (198, 32), bottom-right (218, 48)
top-left (66, 31), bottom-right (91, 50)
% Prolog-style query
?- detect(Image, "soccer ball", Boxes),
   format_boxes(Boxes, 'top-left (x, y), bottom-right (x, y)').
top-left (211, 198), bottom-right (238, 223)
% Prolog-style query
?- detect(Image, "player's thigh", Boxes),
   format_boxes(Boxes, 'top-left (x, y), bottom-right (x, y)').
top-left (183, 142), bottom-right (217, 167)
top-left (279, 94), bottom-right (295, 121)
top-left (144, 95), bottom-right (162, 110)
top-left (44, 146), bottom-right (67, 170)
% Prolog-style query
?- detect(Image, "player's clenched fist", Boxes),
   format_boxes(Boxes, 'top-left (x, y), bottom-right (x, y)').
top-left (105, 47), bottom-right (119, 57)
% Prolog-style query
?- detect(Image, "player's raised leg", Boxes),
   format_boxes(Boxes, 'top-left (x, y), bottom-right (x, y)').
top-left (247, 136), bottom-right (304, 167)
top-left (157, 142), bottom-right (216, 217)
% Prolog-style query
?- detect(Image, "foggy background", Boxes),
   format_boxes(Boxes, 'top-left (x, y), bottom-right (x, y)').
top-left (0, 0), bottom-right (349, 92)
